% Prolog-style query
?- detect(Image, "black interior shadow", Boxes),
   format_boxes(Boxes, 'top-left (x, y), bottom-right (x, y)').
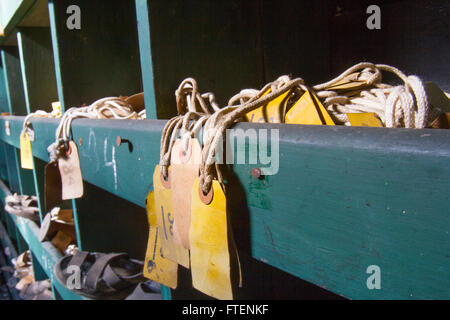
top-left (74, 181), bottom-right (148, 260)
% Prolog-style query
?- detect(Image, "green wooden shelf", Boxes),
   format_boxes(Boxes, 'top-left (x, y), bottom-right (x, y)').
top-left (1, 116), bottom-right (449, 299)
top-left (0, 0), bottom-right (448, 300)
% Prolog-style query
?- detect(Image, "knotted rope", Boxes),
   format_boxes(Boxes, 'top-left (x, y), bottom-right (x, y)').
top-left (160, 62), bottom-right (433, 194)
top-left (48, 97), bottom-right (144, 161)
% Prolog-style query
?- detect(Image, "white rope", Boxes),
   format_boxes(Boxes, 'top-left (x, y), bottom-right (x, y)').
top-left (48, 96), bottom-right (145, 161)
top-left (161, 62), bottom-right (434, 193)
top-left (227, 63), bottom-right (430, 129)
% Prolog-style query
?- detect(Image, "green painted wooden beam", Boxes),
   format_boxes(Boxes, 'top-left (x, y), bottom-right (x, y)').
top-left (135, 0), bottom-right (158, 120)
top-left (0, 116), bottom-right (448, 299)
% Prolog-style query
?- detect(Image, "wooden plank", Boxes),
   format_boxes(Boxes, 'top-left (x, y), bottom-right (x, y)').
top-left (0, 141), bottom-right (9, 182)
top-left (330, 0), bottom-right (450, 92)
top-left (1, 47), bottom-right (27, 115)
top-left (146, 0), bottom-right (265, 118)
top-left (17, 27), bottom-right (58, 113)
top-left (48, 0), bottom-right (142, 111)
top-left (3, 144), bottom-right (21, 193)
top-left (261, 0), bottom-right (334, 84)
top-left (1, 116), bottom-right (448, 299)
top-left (74, 181), bottom-right (148, 260)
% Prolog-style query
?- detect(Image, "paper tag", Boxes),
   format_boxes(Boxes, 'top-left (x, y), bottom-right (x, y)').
top-left (153, 165), bottom-right (190, 268)
top-left (170, 138), bottom-right (202, 249)
top-left (347, 113), bottom-right (383, 127)
top-left (143, 190), bottom-right (178, 289)
top-left (246, 89), bottom-right (291, 123)
top-left (52, 101), bottom-right (62, 118)
top-left (190, 178), bottom-right (232, 300)
top-left (20, 132), bottom-right (34, 169)
top-left (58, 141), bottom-right (84, 200)
top-left (285, 91), bottom-right (335, 125)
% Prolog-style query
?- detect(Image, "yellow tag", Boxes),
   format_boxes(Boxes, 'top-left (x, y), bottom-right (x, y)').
top-left (190, 178), bottom-right (232, 300)
top-left (52, 101), bottom-right (62, 118)
top-left (143, 190), bottom-right (178, 289)
top-left (152, 166), bottom-right (190, 268)
top-left (285, 91), bottom-right (335, 125)
top-left (347, 113), bottom-right (383, 127)
top-left (20, 132), bottom-right (34, 169)
top-left (246, 89), bottom-right (291, 123)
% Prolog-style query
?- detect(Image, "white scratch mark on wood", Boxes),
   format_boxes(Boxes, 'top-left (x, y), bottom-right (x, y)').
top-left (104, 137), bottom-right (118, 190)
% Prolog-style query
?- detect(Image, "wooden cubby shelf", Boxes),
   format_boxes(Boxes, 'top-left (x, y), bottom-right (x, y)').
top-left (0, 0), bottom-right (448, 300)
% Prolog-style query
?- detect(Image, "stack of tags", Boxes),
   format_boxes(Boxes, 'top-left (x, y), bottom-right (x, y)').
top-left (246, 88), bottom-right (335, 126)
top-left (144, 140), bottom-right (234, 300)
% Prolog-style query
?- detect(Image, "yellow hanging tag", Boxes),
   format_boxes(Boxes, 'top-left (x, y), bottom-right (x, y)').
top-left (20, 132), bottom-right (34, 169)
top-left (190, 178), bottom-right (232, 300)
top-left (285, 91), bottom-right (334, 125)
top-left (246, 89), bottom-right (291, 123)
top-left (58, 141), bottom-right (84, 200)
top-left (347, 113), bottom-right (383, 127)
top-left (170, 138), bottom-right (202, 249)
top-left (152, 165), bottom-right (190, 268)
top-left (143, 190), bottom-right (178, 289)
top-left (52, 101), bottom-right (62, 118)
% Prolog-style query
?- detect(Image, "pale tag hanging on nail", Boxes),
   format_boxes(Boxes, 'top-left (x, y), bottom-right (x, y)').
top-left (190, 178), bottom-right (232, 300)
top-left (58, 141), bottom-right (84, 200)
top-left (143, 190), bottom-right (178, 289)
top-left (153, 165), bottom-right (190, 268)
top-left (170, 138), bottom-right (202, 249)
